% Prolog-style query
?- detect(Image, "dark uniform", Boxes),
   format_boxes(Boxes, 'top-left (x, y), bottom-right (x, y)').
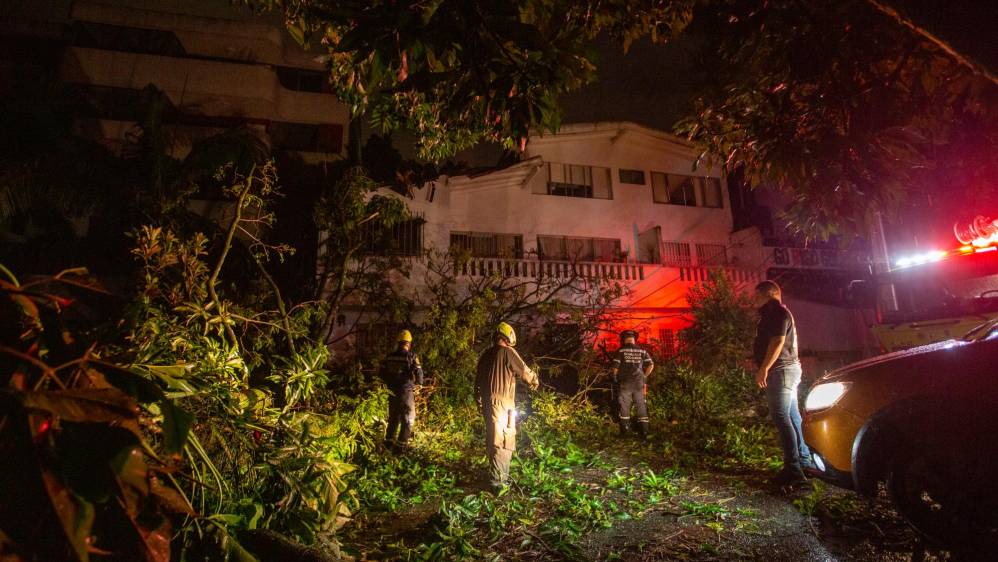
top-left (380, 348), bottom-right (424, 447)
top-left (613, 342), bottom-right (654, 436)
top-left (475, 345), bottom-right (538, 487)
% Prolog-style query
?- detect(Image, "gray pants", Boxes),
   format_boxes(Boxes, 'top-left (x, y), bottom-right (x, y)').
top-left (617, 377), bottom-right (648, 434)
top-left (483, 397), bottom-right (516, 486)
top-left (386, 385), bottom-right (416, 445)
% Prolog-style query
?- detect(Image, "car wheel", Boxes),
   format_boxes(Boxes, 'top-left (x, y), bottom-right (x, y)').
top-left (887, 447), bottom-right (998, 550)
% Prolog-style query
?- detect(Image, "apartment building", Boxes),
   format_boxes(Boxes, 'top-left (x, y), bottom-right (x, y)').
top-left (336, 122), bottom-right (769, 355)
top-left (3, 0), bottom-right (348, 161)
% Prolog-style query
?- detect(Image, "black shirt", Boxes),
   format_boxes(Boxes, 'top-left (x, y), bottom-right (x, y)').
top-left (753, 299), bottom-right (799, 369)
top-left (380, 349), bottom-right (424, 389)
top-left (612, 343), bottom-right (654, 381)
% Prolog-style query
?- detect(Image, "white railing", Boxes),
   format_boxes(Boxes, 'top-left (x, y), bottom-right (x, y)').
top-left (456, 258), bottom-right (646, 281)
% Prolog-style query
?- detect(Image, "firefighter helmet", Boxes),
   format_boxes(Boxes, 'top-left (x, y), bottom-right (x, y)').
top-left (497, 322), bottom-right (517, 347)
top-left (398, 329), bottom-right (413, 344)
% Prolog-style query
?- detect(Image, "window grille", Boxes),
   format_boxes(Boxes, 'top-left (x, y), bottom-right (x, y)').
top-left (543, 162), bottom-right (613, 199)
top-left (450, 232), bottom-right (523, 258)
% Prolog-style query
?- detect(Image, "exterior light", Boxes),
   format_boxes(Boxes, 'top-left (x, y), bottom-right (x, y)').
top-left (805, 382), bottom-right (851, 411)
top-left (976, 246), bottom-right (997, 254)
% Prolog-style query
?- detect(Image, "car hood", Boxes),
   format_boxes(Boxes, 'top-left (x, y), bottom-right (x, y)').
top-left (825, 339), bottom-right (972, 379)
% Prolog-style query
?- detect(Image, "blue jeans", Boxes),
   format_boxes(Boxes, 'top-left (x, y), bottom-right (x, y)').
top-left (766, 363), bottom-right (812, 473)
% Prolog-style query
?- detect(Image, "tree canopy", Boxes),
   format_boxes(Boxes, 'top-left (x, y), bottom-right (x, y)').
top-left (243, 0), bottom-right (997, 239)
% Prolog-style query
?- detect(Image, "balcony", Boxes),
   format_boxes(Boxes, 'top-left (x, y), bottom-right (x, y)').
top-left (767, 246), bottom-right (870, 271)
top-left (456, 258), bottom-right (646, 281)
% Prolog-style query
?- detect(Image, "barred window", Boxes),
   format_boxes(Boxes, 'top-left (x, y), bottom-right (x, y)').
top-left (450, 232), bottom-right (523, 258)
top-left (362, 218), bottom-right (424, 256)
top-left (658, 328), bottom-right (678, 357)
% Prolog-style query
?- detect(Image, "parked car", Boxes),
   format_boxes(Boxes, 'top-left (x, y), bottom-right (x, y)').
top-left (801, 318), bottom-right (998, 550)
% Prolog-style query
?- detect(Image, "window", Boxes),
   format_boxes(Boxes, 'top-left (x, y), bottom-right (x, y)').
top-left (276, 67), bottom-right (329, 93)
top-left (618, 169), bottom-right (646, 185)
top-left (652, 172), bottom-right (693, 206)
top-left (268, 122), bottom-right (343, 153)
top-left (661, 241), bottom-right (693, 266)
top-left (450, 232), bottom-right (524, 258)
top-left (68, 21), bottom-right (186, 57)
top-left (537, 235), bottom-right (622, 262)
top-left (541, 162), bottom-right (612, 199)
top-left (651, 173), bottom-right (723, 208)
top-left (658, 328), bottom-right (678, 357)
top-left (696, 243), bottom-right (728, 266)
top-left (702, 177), bottom-right (724, 208)
top-left (362, 219), bottom-right (424, 256)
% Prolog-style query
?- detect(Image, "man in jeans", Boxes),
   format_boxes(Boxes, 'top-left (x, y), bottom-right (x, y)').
top-left (753, 280), bottom-right (813, 486)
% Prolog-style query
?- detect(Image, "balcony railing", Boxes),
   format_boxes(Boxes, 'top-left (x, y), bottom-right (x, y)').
top-left (767, 246), bottom-right (870, 271)
top-left (457, 258), bottom-right (645, 281)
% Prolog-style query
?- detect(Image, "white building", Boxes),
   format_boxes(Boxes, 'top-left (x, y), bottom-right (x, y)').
top-left (334, 122), bottom-right (767, 354)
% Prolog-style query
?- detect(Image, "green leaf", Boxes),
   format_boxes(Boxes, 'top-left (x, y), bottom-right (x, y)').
top-left (160, 400), bottom-right (193, 454)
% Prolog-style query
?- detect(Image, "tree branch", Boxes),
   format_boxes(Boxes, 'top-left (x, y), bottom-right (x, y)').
top-left (864, 0), bottom-right (998, 88)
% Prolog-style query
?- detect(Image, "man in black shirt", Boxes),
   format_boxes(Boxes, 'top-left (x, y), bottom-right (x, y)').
top-left (753, 281), bottom-right (813, 486)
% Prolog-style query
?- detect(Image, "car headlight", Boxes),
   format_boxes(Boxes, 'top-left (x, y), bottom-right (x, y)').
top-left (805, 382), bottom-right (851, 411)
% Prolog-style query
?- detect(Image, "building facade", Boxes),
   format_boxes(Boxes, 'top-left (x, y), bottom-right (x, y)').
top-left (334, 122), bottom-right (768, 355)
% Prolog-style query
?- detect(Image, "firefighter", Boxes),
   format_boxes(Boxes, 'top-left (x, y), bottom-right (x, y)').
top-left (381, 329), bottom-right (424, 450)
top-left (612, 330), bottom-right (654, 437)
top-left (475, 322), bottom-right (540, 489)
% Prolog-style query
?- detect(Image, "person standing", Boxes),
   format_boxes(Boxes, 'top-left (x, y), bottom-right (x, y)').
top-left (612, 330), bottom-right (654, 438)
top-left (753, 281), bottom-right (813, 486)
top-left (381, 329), bottom-right (424, 451)
top-left (475, 322), bottom-right (539, 489)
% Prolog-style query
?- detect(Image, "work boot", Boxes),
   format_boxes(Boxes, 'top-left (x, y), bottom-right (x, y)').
top-left (618, 418), bottom-right (631, 436)
top-left (637, 421), bottom-right (650, 440)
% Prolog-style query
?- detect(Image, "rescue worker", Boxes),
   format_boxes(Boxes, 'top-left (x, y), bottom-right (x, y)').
top-left (475, 322), bottom-right (540, 489)
top-left (380, 329), bottom-right (424, 450)
top-left (612, 330), bottom-right (654, 437)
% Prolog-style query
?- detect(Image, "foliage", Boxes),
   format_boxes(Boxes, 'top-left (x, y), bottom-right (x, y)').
top-left (679, 271), bottom-right (755, 374)
top-left (0, 268), bottom-right (194, 562)
top-left (313, 166), bottom-right (411, 344)
top-left (238, 0), bottom-right (696, 159)
top-left (678, 0), bottom-right (998, 239)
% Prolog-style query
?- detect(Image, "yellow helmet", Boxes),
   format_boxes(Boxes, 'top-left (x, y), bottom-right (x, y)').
top-left (398, 329), bottom-right (413, 344)
top-left (497, 322), bottom-right (516, 347)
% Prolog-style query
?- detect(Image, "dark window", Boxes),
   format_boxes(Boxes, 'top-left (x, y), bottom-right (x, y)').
top-left (541, 162), bottom-right (612, 199)
top-left (651, 172), bottom-right (697, 206)
top-left (450, 232), bottom-right (523, 258)
top-left (362, 219), bottom-right (424, 257)
top-left (268, 122), bottom-right (343, 153)
top-left (276, 67), bottom-right (328, 93)
top-left (618, 169), bottom-right (646, 185)
top-left (537, 235), bottom-right (622, 262)
top-left (67, 21), bottom-right (186, 57)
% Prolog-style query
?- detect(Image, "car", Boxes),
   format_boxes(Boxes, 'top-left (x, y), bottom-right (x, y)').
top-left (801, 317), bottom-right (998, 551)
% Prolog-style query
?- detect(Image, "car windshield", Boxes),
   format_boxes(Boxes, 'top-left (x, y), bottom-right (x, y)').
top-left (962, 318), bottom-right (998, 341)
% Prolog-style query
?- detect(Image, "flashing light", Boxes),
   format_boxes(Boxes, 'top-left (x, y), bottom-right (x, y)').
top-left (959, 245), bottom-right (974, 254)
top-left (895, 249), bottom-right (946, 269)
top-left (976, 246), bottom-right (998, 254)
